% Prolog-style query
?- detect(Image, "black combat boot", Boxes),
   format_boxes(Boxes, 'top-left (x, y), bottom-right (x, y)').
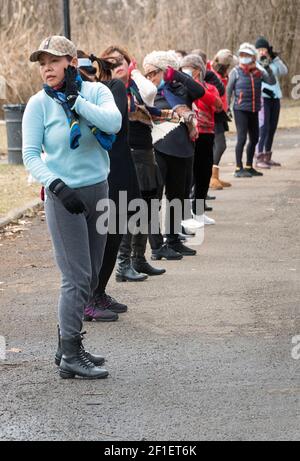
top-left (59, 334), bottom-right (108, 379)
top-left (55, 326), bottom-right (105, 367)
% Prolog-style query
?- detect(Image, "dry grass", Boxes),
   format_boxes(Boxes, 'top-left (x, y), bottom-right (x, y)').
top-left (0, 0), bottom-right (299, 106)
top-left (0, 164), bottom-right (40, 217)
top-left (228, 98), bottom-right (300, 133)
top-left (279, 99), bottom-right (300, 129)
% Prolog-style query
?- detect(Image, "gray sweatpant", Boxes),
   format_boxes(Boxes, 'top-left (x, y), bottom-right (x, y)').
top-left (45, 181), bottom-right (108, 339)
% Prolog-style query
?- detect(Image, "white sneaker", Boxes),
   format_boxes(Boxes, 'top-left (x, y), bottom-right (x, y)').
top-left (193, 214), bottom-right (216, 226)
top-left (181, 218), bottom-right (204, 229)
top-left (182, 227), bottom-right (196, 236)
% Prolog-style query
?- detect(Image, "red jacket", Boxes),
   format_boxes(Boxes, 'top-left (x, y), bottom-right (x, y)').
top-left (207, 61), bottom-right (229, 112)
top-left (193, 79), bottom-right (222, 134)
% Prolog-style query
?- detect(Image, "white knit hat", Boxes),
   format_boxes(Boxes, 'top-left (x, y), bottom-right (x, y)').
top-left (238, 42), bottom-right (258, 57)
top-left (143, 50), bottom-right (180, 72)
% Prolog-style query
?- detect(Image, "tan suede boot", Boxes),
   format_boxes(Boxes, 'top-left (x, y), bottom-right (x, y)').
top-left (210, 166), bottom-right (223, 190)
top-left (218, 169), bottom-right (232, 188)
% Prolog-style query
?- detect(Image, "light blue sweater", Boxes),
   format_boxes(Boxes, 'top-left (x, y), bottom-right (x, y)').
top-left (262, 57), bottom-right (288, 99)
top-left (22, 81), bottom-right (122, 189)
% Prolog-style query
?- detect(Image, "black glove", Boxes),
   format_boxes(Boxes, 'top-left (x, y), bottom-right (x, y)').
top-left (263, 88), bottom-right (276, 99)
top-left (269, 47), bottom-right (278, 60)
top-left (259, 56), bottom-right (271, 68)
top-left (49, 179), bottom-right (86, 215)
top-left (64, 65), bottom-right (79, 108)
top-left (226, 109), bottom-right (233, 122)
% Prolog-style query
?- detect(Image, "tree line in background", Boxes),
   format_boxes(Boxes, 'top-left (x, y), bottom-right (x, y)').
top-left (0, 0), bottom-right (299, 104)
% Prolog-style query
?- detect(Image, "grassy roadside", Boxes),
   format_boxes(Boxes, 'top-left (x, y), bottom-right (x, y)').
top-left (226, 98), bottom-right (300, 133)
top-left (0, 164), bottom-right (40, 218)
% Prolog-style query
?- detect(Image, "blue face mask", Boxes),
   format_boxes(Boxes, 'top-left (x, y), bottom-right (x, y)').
top-left (240, 57), bottom-right (253, 65)
top-left (158, 79), bottom-right (165, 90)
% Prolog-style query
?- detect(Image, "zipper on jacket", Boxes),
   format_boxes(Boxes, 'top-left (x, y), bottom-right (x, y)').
top-left (238, 91), bottom-right (243, 106)
top-left (250, 74), bottom-right (255, 112)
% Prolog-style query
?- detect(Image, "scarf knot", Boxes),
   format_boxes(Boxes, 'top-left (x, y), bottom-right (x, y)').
top-left (43, 74), bottom-right (116, 151)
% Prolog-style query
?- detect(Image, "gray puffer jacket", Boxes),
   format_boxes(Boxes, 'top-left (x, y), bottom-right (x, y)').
top-left (227, 64), bottom-right (276, 113)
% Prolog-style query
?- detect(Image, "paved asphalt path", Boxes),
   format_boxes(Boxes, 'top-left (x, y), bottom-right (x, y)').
top-left (0, 129), bottom-right (299, 441)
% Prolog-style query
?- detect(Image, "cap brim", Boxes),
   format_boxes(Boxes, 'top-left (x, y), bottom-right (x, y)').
top-left (238, 49), bottom-right (256, 56)
top-left (30, 49), bottom-right (68, 62)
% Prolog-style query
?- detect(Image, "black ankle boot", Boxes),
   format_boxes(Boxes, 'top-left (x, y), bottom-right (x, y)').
top-left (115, 262), bottom-right (148, 282)
top-left (132, 257), bottom-right (166, 276)
top-left (59, 334), bottom-right (108, 380)
top-left (55, 326), bottom-right (105, 367)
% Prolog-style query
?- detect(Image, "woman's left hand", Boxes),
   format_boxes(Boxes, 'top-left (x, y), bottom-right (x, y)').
top-left (164, 66), bottom-right (176, 82)
top-left (65, 65), bottom-right (79, 107)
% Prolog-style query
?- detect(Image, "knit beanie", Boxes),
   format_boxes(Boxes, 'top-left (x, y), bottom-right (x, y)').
top-left (255, 36), bottom-right (270, 50)
top-left (180, 54), bottom-right (206, 78)
top-left (143, 50), bottom-right (180, 72)
top-left (213, 49), bottom-right (238, 66)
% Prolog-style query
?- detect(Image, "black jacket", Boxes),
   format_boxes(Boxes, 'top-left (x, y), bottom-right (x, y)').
top-left (104, 79), bottom-right (140, 207)
top-left (154, 71), bottom-right (205, 158)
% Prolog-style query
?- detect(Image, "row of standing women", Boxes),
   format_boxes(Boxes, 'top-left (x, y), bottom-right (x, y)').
top-left (22, 35), bottom-right (288, 379)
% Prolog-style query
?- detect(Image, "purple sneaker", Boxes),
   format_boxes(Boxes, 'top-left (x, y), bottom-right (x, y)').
top-left (83, 300), bottom-right (119, 322)
top-left (95, 293), bottom-right (128, 314)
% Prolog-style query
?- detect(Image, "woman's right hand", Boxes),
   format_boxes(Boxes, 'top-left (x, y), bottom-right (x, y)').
top-left (128, 58), bottom-right (137, 78)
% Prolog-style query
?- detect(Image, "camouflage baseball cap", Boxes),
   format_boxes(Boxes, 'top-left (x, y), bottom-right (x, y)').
top-left (30, 36), bottom-right (77, 62)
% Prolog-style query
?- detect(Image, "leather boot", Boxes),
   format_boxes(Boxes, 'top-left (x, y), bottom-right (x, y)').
top-left (255, 153), bottom-right (271, 169)
top-left (209, 166), bottom-right (223, 190)
top-left (116, 263), bottom-right (148, 282)
top-left (55, 326), bottom-right (105, 367)
top-left (218, 168), bottom-right (232, 188)
top-left (265, 151), bottom-right (281, 167)
top-left (59, 335), bottom-right (109, 380)
top-left (132, 256), bottom-right (166, 276)
top-left (116, 233), bottom-right (148, 282)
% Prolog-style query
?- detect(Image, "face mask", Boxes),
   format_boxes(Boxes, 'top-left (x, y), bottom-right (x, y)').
top-left (158, 78), bottom-right (165, 90)
top-left (182, 68), bottom-right (193, 77)
top-left (240, 57), bottom-right (253, 65)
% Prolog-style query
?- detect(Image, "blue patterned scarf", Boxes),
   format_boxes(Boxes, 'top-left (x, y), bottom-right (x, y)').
top-left (43, 74), bottom-right (116, 151)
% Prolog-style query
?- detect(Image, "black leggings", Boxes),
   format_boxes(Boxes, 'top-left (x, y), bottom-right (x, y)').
top-left (94, 231), bottom-right (124, 296)
top-left (234, 110), bottom-right (259, 168)
top-left (149, 151), bottom-right (192, 249)
top-left (213, 132), bottom-right (227, 166)
top-left (193, 134), bottom-right (214, 215)
top-left (258, 98), bottom-right (281, 153)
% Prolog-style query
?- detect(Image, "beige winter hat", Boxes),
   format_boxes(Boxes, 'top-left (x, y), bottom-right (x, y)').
top-left (143, 50), bottom-right (180, 72)
top-left (180, 54), bottom-right (206, 77)
top-left (213, 49), bottom-right (238, 66)
top-left (30, 36), bottom-right (77, 62)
